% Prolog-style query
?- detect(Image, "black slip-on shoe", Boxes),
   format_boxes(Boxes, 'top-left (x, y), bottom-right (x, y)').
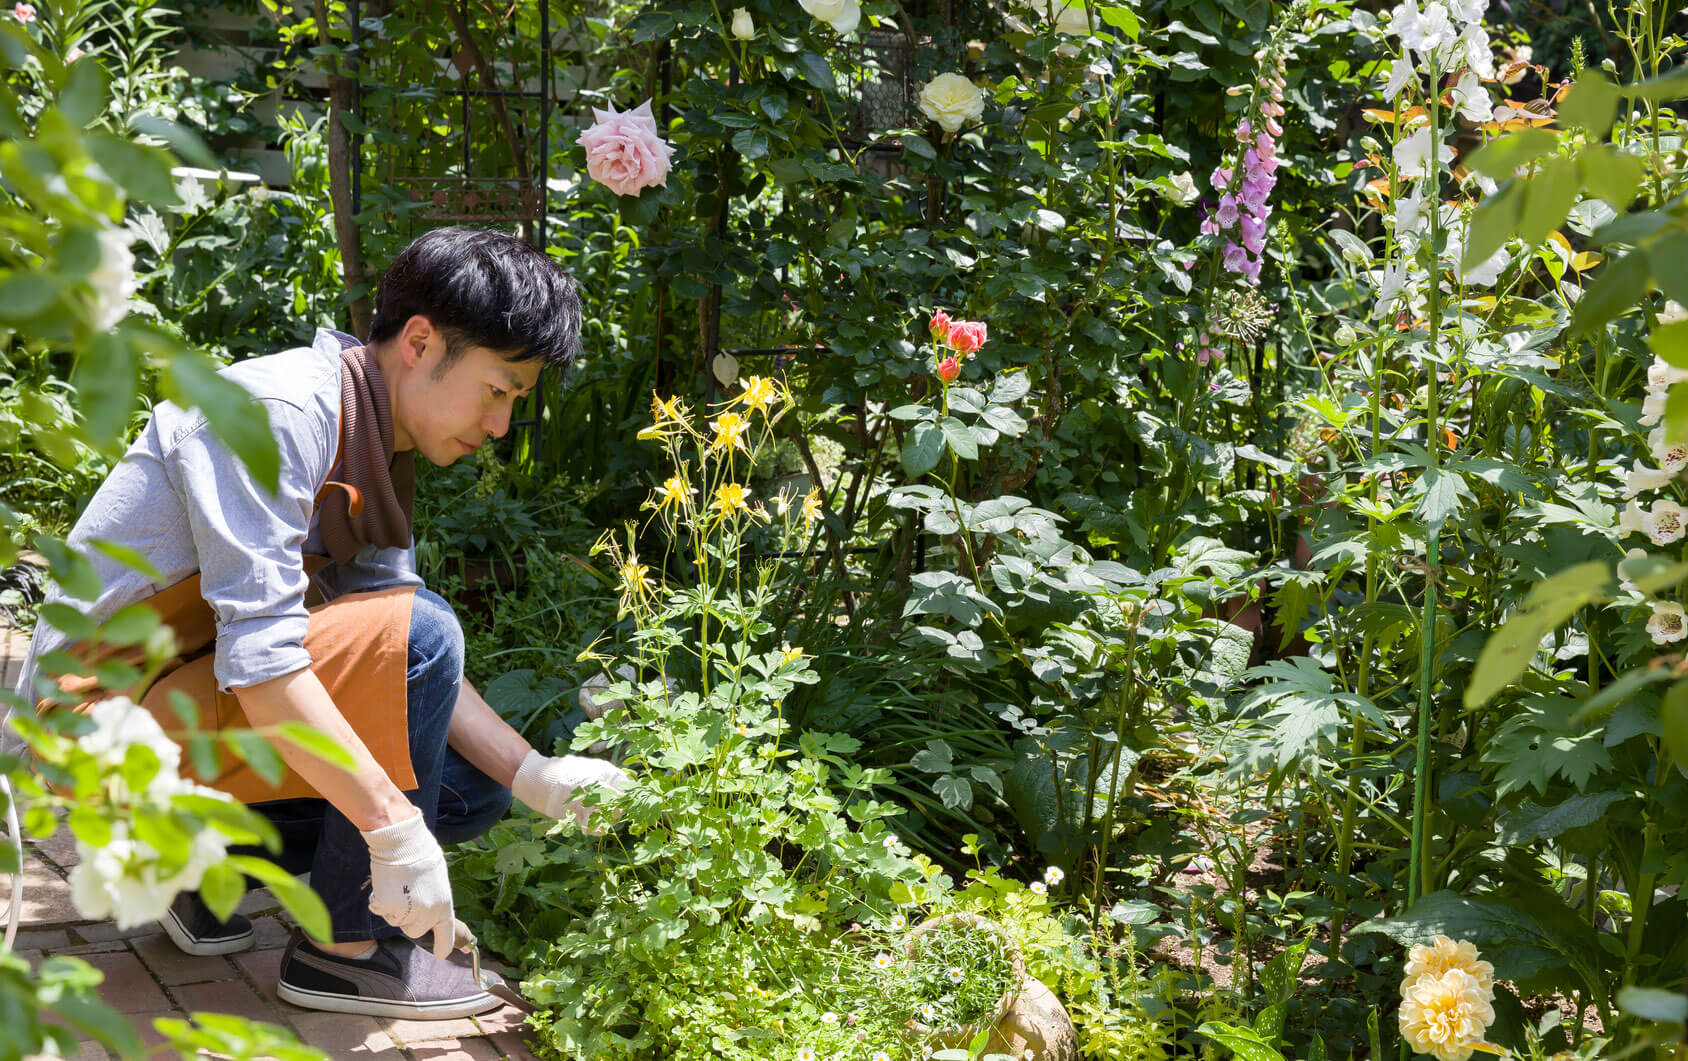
top-left (276, 930), bottom-right (502, 1020)
top-left (159, 889), bottom-right (255, 956)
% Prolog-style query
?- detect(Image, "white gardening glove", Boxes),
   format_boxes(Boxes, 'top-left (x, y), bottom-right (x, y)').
top-left (511, 749), bottom-right (630, 831)
top-left (360, 809), bottom-right (457, 959)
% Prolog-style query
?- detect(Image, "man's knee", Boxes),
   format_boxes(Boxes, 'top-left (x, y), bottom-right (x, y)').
top-left (407, 587), bottom-right (465, 690)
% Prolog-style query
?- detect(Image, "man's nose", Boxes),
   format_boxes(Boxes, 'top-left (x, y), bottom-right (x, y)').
top-left (485, 401), bottom-right (513, 439)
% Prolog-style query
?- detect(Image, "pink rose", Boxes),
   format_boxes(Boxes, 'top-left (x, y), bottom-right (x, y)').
top-left (929, 309), bottom-right (953, 341)
top-left (935, 355), bottom-right (961, 382)
top-left (13, 3), bottom-right (36, 22)
top-left (577, 99), bottom-right (674, 197)
top-left (946, 320), bottom-right (987, 354)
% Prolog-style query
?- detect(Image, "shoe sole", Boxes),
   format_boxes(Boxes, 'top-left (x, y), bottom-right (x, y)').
top-left (160, 906), bottom-right (255, 957)
top-left (276, 980), bottom-right (504, 1020)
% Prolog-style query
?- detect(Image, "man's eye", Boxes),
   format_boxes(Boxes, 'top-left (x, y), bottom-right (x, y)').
top-left (491, 387), bottom-right (507, 399)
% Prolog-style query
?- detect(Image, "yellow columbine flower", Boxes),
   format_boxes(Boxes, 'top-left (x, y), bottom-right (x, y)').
top-left (651, 393), bottom-right (686, 423)
top-left (779, 644), bottom-right (805, 666)
top-left (650, 474), bottom-right (688, 516)
top-left (713, 482), bottom-right (751, 516)
top-left (710, 411), bottom-right (751, 453)
top-left (801, 488), bottom-right (822, 530)
top-left (616, 556), bottom-right (657, 617)
top-left (735, 375), bottom-right (780, 415)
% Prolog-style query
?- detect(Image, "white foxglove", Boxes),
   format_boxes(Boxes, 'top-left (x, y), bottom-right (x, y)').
top-left (1624, 459), bottom-right (1677, 498)
top-left (1649, 424), bottom-right (1688, 473)
top-left (1641, 390), bottom-right (1668, 428)
top-left (1619, 499), bottom-right (1652, 538)
top-left (1648, 600), bottom-right (1688, 645)
top-left (1650, 499), bottom-right (1685, 545)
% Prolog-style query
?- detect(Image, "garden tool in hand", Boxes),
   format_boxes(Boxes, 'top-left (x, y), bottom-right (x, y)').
top-left (450, 920), bottom-right (536, 1015)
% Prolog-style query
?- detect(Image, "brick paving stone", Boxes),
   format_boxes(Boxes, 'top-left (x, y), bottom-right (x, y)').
top-left (408, 1037), bottom-right (503, 1060)
top-left (384, 1017), bottom-right (485, 1044)
top-left (232, 948), bottom-right (286, 1004)
top-left (74, 921), bottom-right (160, 944)
top-left (16, 854), bottom-right (81, 924)
top-left (471, 1008), bottom-right (531, 1036)
top-left (128, 1009), bottom-right (187, 1048)
top-left (285, 1011), bottom-right (398, 1056)
top-left (14, 928), bottom-right (70, 950)
top-left (235, 888), bottom-right (278, 917)
top-left (52, 939), bottom-right (129, 955)
top-left (82, 952), bottom-right (171, 1013)
top-left (248, 915), bottom-right (291, 950)
top-left (490, 1032), bottom-right (540, 1060)
top-left (25, 826), bottom-right (80, 871)
top-left (172, 978), bottom-right (276, 1023)
top-left (133, 934), bottom-right (240, 986)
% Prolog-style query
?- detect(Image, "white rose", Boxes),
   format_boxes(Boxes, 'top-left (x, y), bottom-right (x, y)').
top-left (798, 0), bottom-right (859, 35)
top-left (82, 696), bottom-right (180, 775)
top-left (87, 227), bottom-right (137, 331)
top-left (918, 72), bottom-right (985, 134)
top-left (1161, 172), bottom-right (1199, 204)
top-left (1052, 1), bottom-right (1089, 34)
top-left (731, 7), bottom-right (754, 38)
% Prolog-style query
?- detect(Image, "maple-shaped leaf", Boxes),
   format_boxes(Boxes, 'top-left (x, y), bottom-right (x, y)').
top-left (1483, 694), bottom-right (1614, 797)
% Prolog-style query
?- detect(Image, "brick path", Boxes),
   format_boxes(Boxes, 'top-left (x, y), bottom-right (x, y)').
top-left (3, 624), bottom-right (544, 1060)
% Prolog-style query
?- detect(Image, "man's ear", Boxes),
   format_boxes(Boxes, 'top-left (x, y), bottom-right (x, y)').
top-left (398, 315), bottom-right (438, 370)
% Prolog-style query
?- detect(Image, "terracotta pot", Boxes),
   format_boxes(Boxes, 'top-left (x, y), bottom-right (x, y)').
top-left (902, 914), bottom-right (1078, 1060)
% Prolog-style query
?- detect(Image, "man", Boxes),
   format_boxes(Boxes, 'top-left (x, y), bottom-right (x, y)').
top-left (11, 226), bottom-right (624, 1019)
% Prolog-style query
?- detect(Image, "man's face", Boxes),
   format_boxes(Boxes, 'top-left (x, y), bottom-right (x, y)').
top-left (388, 323), bottom-right (543, 466)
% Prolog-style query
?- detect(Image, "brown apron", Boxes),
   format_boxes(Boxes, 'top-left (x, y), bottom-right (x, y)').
top-left (37, 432), bottom-right (419, 805)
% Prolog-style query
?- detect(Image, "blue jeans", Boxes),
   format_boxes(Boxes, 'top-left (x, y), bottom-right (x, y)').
top-left (235, 587), bottom-right (513, 941)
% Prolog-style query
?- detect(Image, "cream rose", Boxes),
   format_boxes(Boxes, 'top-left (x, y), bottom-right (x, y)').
top-left (918, 72), bottom-right (985, 134)
top-left (731, 6), bottom-right (755, 37)
top-left (798, 0), bottom-right (859, 35)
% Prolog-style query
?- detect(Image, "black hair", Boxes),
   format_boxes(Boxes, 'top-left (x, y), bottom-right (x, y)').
top-left (367, 226), bottom-right (581, 374)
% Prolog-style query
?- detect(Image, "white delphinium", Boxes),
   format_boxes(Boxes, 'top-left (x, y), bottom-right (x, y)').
top-left (1395, 124), bottom-right (1456, 181)
top-left (1648, 600), bottom-right (1688, 645)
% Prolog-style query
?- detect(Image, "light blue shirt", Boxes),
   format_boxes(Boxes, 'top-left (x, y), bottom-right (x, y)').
top-left (12, 329), bottom-right (421, 707)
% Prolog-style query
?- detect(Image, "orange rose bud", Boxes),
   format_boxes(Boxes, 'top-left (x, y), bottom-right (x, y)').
top-left (929, 310), bottom-right (953, 341)
top-left (946, 320), bottom-right (987, 354)
top-left (936, 355), bottom-right (961, 382)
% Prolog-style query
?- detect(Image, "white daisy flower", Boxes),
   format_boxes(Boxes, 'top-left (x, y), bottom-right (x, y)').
top-left (873, 952), bottom-right (893, 970)
top-left (920, 1002), bottom-right (938, 1021)
top-left (1029, 881), bottom-right (1048, 894)
top-left (889, 914), bottom-right (907, 931)
top-left (873, 1053), bottom-right (892, 1061)
top-left (797, 1049), bottom-right (817, 1061)
top-left (1043, 866), bottom-right (1065, 886)
top-left (820, 1011), bottom-right (839, 1025)
top-left (947, 967), bottom-right (964, 984)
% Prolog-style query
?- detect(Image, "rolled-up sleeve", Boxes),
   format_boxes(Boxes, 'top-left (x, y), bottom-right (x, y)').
top-left (161, 399), bottom-right (330, 692)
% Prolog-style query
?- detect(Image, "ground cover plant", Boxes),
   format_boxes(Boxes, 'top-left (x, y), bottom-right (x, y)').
top-left (4, 0), bottom-right (1688, 1057)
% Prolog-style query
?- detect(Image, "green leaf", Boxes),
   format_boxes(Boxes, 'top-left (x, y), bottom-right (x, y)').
top-left (223, 731), bottom-right (285, 786)
top-left (1517, 157), bottom-right (1581, 247)
top-left (1465, 128), bottom-right (1558, 179)
top-left (1558, 73), bottom-right (1619, 137)
top-left (47, 991), bottom-right (147, 1058)
top-left (0, 271), bottom-right (59, 318)
top-left (1353, 889), bottom-right (1597, 987)
top-left (1411, 466), bottom-right (1471, 526)
top-left (1097, 3), bottom-right (1140, 38)
top-left (939, 416), bottom-right (978, 460)
top-left (1569, 249), bottom-right (1649, 337)
top-left (34, 537), bottom-right (102, 601)
top-left (794, 51), bottom-right (836, 94)
top-left (1465, 561), bottom-right (1611, 709)
top-left (86, 134), bottom-right (179, 206)
top-left (1625, 63), bottom-right (1688, 102)
top-left (160, 349), bottom-right (280, 493)
top-left (271, 722), bottom-right (355, 773)
top-left (933, 774), bottom-right (973, 811)
top-left (1494, 790), bottom-right (1628, 845)
top-left (37, 603), bottom-right (95, 643)
top-left (198, 859), bottom-right (245, 922)
top-left (96, 604), bottom-right (159, 648)
top-left (1578, 145), bottom-right (1645, 208)
top-left (227, 855), bottom-right (331, 942)
top-left (902, 133), bottom-right (936, 160)
top-left (1649, 320), bottom-right (1688, 369)
top-left (1197, 1021), bottom-right (1286, 1061)
top-left (989, 372), bottom-right (1031, 404)
top-left (1663, 680), bottom-right (1688, 771)
top-left (1617, 986), bottom-right (1688, 1024)
top-left (56, 58), bottom-right (109, 127)
top-left (902, 421), bottom-right (943, 477)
